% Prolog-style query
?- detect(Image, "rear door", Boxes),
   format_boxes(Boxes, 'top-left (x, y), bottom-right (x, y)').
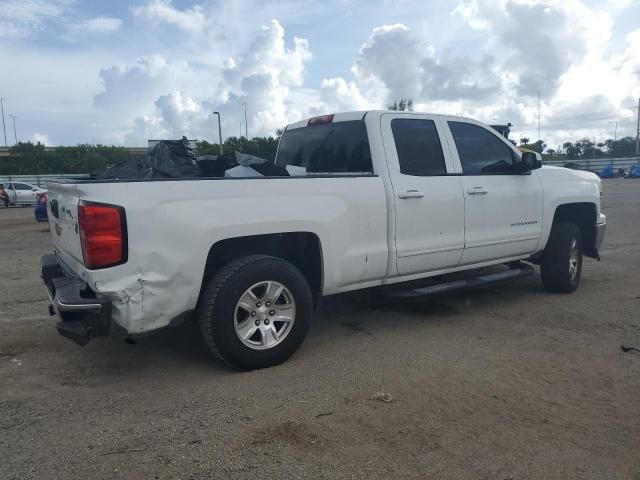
top-left (2, 182), bottom-right (17, 204)
top-left (381, 113), bottom-right (465, 276)
top-left (443, 119), bottom-right (543, 265)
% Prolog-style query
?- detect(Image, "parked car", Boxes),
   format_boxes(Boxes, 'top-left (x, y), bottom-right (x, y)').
top-left (35, 192), bottom-right (48, 222)
top-left (41, 111), bottom-right (606, 370)
top-left (2, 181), bottom-right (46, 206)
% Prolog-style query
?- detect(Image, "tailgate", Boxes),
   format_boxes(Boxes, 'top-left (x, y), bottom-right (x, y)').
top-left (47, 183), bottom-right (85, 265)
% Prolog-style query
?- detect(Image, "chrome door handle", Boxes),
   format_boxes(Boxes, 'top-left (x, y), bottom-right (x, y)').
top-left (398, 190), bottom-right (424, 199)
top-left (467, 187), bottom-right (488, 195)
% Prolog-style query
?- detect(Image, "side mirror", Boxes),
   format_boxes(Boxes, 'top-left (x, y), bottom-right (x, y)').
top-left (516, 151), bottom-right (542, 173)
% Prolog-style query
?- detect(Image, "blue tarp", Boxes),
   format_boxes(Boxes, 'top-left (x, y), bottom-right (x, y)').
top-left (598, 163), bottom-right (616, 178)
top-left (627, 164), bottom-right (640, 178)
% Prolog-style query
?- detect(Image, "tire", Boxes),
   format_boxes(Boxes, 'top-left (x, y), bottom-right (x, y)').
top-left (541, 222), bottom-right (583, 293)
top-left (197, 255), bottom-right (313, 370)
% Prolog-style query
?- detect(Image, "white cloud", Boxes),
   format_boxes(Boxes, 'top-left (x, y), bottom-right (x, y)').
top-left (131, 0), bottom-right (207, 32)
top-left (62, 16), bottom-right (122, 43)
top-left (94, 55), bottom-right (189, 113)
top-left (71, 16), bottom-right (122, 35)
top-left (32, 132), bottom-right (50, 145)
top-left (452, 0), bottom-right (613, 97)
top-left (122, 19), bottom-right (315, 144)
top-left (0, 0), bottom-right (70, 38)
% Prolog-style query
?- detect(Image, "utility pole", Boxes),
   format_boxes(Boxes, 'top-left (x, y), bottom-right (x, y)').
top-left (242, 102), bottom-right (248, 138)
top-left (608, 121), bottom-right (618, 142)
top-left (9, 114), bottom-right (17, 145)
top-left (213, 111), bottom-right (223, 155)
top-left (0, 98), bottom-right (7, 147)
top-left (635, 97), bottom-right (640, 155)
top-left (537, 89), bottom-right (541, 142)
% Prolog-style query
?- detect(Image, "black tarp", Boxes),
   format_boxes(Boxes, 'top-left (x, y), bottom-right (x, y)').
top-left (92, 137), bottom-right (198, 179)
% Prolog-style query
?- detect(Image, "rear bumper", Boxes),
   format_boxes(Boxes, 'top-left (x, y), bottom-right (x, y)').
top-left (41, 254), bottom-right (112, 346)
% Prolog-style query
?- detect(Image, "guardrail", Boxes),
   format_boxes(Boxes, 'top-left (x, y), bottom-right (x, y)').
top-left (543, 157), bottom-right (640, 171)
top-left (1, 174), bottom-right (90, 188)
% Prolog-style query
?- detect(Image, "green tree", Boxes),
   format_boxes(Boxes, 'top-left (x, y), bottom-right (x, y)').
top-left (388, 98), bottom-right (414, 111)
top-left (519, 138), bottom-right (546, 153)
top-left (0, 142), bottom-right (133, 175)
top-left (196, 135), bottom-right (280, 161)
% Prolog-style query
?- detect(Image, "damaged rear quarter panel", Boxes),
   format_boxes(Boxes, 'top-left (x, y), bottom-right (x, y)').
top-left (73, 177), bottom-right (388, 335)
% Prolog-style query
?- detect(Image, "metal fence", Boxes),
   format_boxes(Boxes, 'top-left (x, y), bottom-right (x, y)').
top-left (542, 156), bottom-right (640, 171)
top-left (1, 174), bottom-right (90, 188)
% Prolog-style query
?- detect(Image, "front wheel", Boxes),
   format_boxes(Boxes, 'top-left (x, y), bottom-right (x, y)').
top-left (541, 222), bottom-right (583, 293)
top-left (197, 255), bottom-right (313, 370)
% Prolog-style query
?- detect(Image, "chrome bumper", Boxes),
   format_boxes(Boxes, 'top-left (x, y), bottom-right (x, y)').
top-left (41, 254), bottom-right (111, 346)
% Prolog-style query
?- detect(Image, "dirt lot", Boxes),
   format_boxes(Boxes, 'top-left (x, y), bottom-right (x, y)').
top-left (1, 180), bottom-right (639, 480)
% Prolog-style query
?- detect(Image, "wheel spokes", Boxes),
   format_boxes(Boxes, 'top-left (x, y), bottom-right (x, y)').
top-left (234, 280), bottom-right (297, 351)
top-left (236, 319), bottom-right (258, 340)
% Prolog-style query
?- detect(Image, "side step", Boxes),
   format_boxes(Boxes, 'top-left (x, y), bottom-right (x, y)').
top-left (384, 262), bottom-right (535, 299)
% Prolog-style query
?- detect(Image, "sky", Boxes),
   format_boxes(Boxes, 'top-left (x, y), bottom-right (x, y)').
top-left (0, 0), bottom-right (639, 150)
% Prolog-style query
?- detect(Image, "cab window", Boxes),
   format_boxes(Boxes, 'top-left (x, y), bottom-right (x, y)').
top-left (391, 119), bottom-right (447, 176)
top-left (449, 121), bottom-right (516, 175)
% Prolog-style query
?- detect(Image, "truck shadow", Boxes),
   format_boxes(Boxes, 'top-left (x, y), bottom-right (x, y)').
top-left (62, 275), bottom-right (540, 379)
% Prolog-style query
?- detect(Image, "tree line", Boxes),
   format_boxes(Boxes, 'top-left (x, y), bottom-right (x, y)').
top-left (518, 136), bottom-right (638, 159)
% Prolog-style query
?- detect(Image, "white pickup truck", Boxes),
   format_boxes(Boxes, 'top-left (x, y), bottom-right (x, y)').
top-left (41, 111), bottom-right (606, 369)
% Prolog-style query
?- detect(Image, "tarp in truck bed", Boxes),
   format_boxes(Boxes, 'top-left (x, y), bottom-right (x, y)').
top-left (92, 137), bottom-right (198, 179)
top-left (92, 138), bottom-right (288, 180)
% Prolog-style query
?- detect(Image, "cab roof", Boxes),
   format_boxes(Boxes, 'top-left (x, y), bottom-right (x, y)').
top-left (285, 110), bottom-right (476, 130)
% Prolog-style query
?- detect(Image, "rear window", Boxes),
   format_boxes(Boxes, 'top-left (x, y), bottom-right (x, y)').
top-left (275, 120), bottom-right (373, 175)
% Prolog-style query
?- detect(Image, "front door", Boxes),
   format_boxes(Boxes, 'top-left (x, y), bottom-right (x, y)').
top-left (443, 119), bottom-right (544, 265)
top-left (381, 114), bottom-right (465, 276)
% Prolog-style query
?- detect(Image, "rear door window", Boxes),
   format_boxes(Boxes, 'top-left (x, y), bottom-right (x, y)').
top-left (276, 120), bottom-right (373, 175)
top-left (391, 119), bottom-right (447, 176)
top-left (14, 183), bottom-right (33, 190)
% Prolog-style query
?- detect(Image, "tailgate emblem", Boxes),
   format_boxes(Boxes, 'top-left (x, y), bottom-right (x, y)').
top-left (54, 222), bottom-right (62, 236)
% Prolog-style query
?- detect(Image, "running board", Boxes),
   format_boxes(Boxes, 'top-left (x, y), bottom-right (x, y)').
top-left (385, 262), bottom-right (535, 299)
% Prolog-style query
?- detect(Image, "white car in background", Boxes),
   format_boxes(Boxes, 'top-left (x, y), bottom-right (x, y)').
top-left (2, 181), bottom-right (46, 206)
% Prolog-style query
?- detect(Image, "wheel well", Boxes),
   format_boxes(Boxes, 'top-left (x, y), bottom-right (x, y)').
top-left (552, 203), bottom-right (597, 255)
top-left (202, 232), bottom-right (323, 303)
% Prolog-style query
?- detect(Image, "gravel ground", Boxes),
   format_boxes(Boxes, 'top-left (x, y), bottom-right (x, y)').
top-left (1, 180), bottom-right (639, 480)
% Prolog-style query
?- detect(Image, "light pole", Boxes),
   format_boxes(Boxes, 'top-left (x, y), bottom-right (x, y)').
top-left (213, 111), bottom-right (223, 155)
top-left (609, 121), bottom-right (618, 142)
top-left (9, 114), bottom-right (17, 145)
top-left (242, 102), bottom-right (248, 138)
top-left (0, 98), bottom-right (7, 147)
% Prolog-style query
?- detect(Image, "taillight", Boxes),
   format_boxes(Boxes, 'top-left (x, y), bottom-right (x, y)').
top-left (308, 114), bottom-right (334, 126)
top-left (78, 202), bottom-right (127, 269)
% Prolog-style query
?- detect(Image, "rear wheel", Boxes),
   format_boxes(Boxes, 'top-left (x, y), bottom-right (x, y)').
top-left (197, 255), bottom-right (313, 370)
top-left (541, 222), bottom-right (583, 293)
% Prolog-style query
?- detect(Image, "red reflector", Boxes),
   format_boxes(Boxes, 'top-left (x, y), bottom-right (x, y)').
top-left (78, 203), bottom-right (127, 269)
top-left (308, 114), bottom-right (334, 126)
